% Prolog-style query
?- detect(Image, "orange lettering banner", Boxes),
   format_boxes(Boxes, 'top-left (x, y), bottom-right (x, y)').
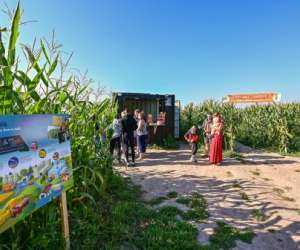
top-left (224, 93), bottom-right (280, 103)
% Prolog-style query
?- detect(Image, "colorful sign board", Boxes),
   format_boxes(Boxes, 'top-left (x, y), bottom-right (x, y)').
top-left (223, 93), bottom-right (281, 103)
top-left (0, 114), bottom-right (73, 233)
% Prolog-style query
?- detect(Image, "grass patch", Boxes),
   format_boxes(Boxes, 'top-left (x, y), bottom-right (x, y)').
top-left (93, 175), bottom-right (205, 249)
top-left (157, 206), bottom-right (182, 218)
top-left (251, 209), bottom-right (268, 222)
top-left (209, 221), bottom-right (255, 250)
top-left (176, 196), bottom-right (191, 205)
top-left (167, 191), bottom-right (178, 199)
top-left (75, 174), bottom-right (254, 249)
top-left (176, 193), bottom-right (209, 221)
top-left (181, 208), bottom-right (209, 221)
top-left (138, 218), bottom-right (200, 250)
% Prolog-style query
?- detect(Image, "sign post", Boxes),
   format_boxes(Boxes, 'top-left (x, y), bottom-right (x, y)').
top-left (60, 191), bottom-right (70, 250)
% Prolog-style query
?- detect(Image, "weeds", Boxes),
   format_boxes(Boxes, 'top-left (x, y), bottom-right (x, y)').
top-left (209, 221), bottom-right (255, 250)
top-left (167, 191), bottom-right (178, 199)
top-left (175, 193), bottom-right (209, 221)
top-left (176, 196), bottom-right (191, 205)
top-left (251, 209), bottom-right (268, 222)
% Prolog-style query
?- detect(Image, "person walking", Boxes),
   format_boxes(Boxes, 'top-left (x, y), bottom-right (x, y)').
top-left (110, 114), bottom-right (122, 163)
top-left (121, 110), bottom-right (138, 166)
top-left (136, 112), bottom-right (148, 161)
top-left (201, 113), bottom-right (213, 157)
top-left (209, 113), bottom-right (224, 165)
top-left (184, 125), bottom-right (200, 163)
top-left (133, 109), bottom-right (140, 152)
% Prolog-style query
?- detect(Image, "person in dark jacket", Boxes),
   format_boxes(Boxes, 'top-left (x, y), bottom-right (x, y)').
top-left (121, 110), bottom-right (138, 166)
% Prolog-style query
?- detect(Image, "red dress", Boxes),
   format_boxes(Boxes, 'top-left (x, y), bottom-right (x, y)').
top-left (209, 131), bottom-right (223, 164)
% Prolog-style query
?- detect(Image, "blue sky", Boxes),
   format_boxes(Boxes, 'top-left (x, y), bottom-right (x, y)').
top-left (3, 0), bottom-right (300, 104)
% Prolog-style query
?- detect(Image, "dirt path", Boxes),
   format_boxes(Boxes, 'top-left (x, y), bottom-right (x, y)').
top-left (118, 146), bottom-right (300, 250)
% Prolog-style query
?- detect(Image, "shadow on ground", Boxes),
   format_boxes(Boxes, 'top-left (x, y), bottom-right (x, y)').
top-left (119, 148), bottom-right (300, 249)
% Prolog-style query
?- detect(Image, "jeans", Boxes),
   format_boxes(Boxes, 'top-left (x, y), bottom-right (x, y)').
top-left (191, 142), bottom-right (198, 156)
top-left (110, 137), bottom-right (121, 161)
top-left (122, 133), bottom-right (135, 163)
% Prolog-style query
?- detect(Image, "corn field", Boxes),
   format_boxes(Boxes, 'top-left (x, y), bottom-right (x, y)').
top-left (180, 100), bottom-right (300, 153)
top-left (0, 3), bottom-right (117, 249)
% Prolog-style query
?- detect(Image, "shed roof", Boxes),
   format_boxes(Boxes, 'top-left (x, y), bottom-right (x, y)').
top-left (113, 92), bottom-right (174, 100)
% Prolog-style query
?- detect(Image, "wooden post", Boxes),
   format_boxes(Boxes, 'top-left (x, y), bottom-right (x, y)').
top-left (60, 191), bottom-right (70, 250)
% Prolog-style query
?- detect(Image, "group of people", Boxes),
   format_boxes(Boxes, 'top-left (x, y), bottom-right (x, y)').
top-left (110, 109), bottom-right (223, 166)
top-left (184, 112), bottom-right (224, 165)
top-left (110, 109), bottom-right (148, 166)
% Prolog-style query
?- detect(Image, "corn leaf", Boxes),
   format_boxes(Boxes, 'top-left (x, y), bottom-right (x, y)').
top-left (7, 2), bottom-right (21, 66)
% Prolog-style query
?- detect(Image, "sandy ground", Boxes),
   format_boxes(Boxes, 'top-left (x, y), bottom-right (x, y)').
top-left (117, 145), bottom-right (300, 250)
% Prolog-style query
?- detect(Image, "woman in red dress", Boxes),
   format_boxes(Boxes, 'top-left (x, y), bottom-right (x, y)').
top-left (209, 113), bottom-right (224, 165)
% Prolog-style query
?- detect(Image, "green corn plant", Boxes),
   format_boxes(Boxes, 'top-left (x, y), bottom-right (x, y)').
top-left (180, 101), bottom-right (300, 153)
top-left (0, 2), bottom-right (117, 249)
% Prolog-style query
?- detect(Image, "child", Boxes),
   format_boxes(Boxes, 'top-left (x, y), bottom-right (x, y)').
top-left (184, 125), bottom-right (200, 162)
top-left (110, 114), bottom-right (122, 163)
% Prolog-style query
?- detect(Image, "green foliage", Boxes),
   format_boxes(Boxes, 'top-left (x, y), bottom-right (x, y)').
top-left (176, 193), bottom-right (210, 221)
top-left (157, 206), bottom-right (182, 218)
top-left (180, 100), bottom-right (300, 153)
top-left (209, 221), bottom-right (255, 250)
top-left (0, 3), bottom-right (116, 249)
top-left (167, 191), bottom-right (178, 199)
top-left (165, 138), bottom-right (179, 149)
top-left (148, 136), bottom-right (179, 150)
top-left (251, 209), bottom-right (268, 222)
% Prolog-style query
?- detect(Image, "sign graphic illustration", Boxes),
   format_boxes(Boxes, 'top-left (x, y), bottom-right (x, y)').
top-left (0, 115), bottom-right (73, 233)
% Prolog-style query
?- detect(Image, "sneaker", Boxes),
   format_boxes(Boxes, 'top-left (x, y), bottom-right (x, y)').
top-left (190, 155), bottom-right (195, 162)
